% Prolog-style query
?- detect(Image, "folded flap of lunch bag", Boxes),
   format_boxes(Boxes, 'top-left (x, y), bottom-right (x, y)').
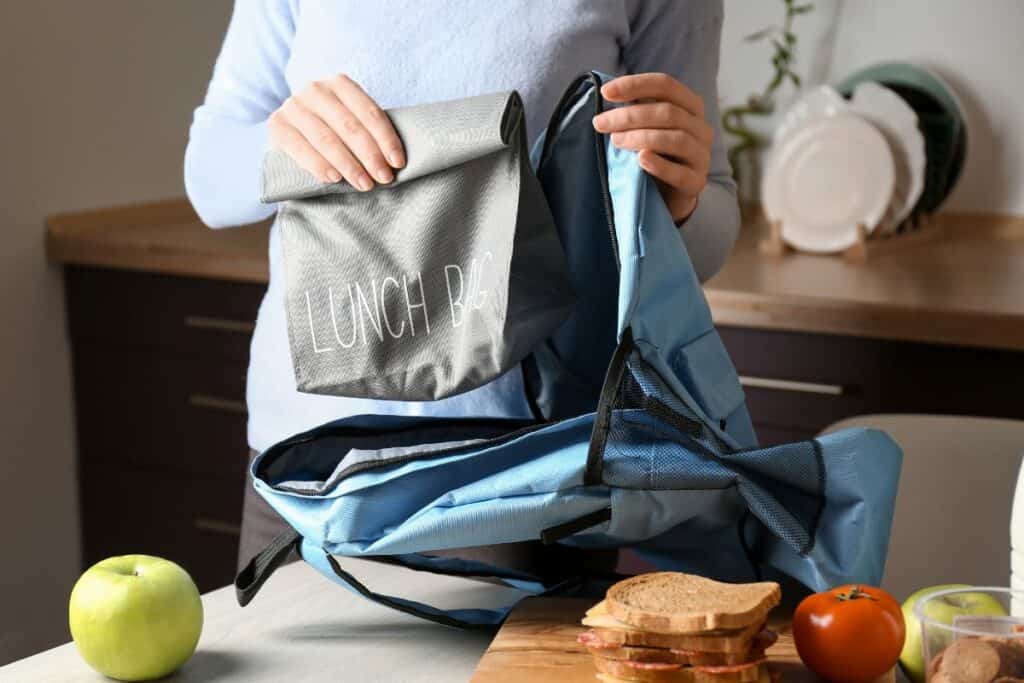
top-left (262, 91), bottom-right (573, 401)
top-left (262, 92), bottom-right (521, 202)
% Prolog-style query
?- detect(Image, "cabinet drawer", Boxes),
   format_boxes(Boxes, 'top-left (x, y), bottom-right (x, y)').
top-left (720, 326), bottom-right (882, 389)
top-left (719, 326), bottom-right (882, 433)
top-left (72, 346), bottom-right (250, 478)
top-left (740, 385), bottom-right (872, 433)
top-left (880, 341), bottom-right (1024, 420)
top-left (81, 464), bottom-right (244, 593)
top-left (66, 267), bottom-right (264, 360)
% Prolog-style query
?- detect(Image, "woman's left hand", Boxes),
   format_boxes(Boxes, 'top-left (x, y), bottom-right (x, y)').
top-left (593, 73), bottom-right (714, 224)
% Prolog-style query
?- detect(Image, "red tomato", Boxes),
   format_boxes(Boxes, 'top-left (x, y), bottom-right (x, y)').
top-left (792, 584), bottom-right (905, 683)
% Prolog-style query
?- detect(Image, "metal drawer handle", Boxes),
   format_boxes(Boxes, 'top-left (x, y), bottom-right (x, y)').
top-left (193, 517), bottom-right (242, 537)
top-left (184, 315), bottom-right (255, 334)
top-left (188, 394), bottom-right (247, 415)
top-left (738, 375), bottom-right (845, 396)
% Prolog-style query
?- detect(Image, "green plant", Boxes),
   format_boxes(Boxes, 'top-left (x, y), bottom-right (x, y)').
top-left (722, 0), bottom-right (814, 190)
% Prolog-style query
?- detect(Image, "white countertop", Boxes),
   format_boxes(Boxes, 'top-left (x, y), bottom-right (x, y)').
top-left (0, 558), bottom-right (522, 682)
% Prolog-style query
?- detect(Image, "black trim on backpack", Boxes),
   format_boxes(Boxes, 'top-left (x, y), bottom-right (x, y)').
top-left (620, 368), bottom-right (704, 441)
top-left (322, 553), bottom-right (497, 630)
top-left (584, 328), bottom-right (635, 486)
top-left (235, 532), bottom-right (546, 626)
top-left (540, 506), bottom-right (612, 545)
top-left (235, 529), bottom-right (301, 607)
top-left (321, 554), bottom-right (596, 630)
top-left (236, 533), bottom-right (626, 629)
top-left (588, 77), bottom-right (620, 269)
top-left (363, 553), bottom-right (548, 585)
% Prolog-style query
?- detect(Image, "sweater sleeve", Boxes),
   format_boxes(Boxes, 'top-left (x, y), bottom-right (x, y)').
top-left (184, 0), bottom-right (297, 229)
top-left (623, 0), bottom-right (739, 283)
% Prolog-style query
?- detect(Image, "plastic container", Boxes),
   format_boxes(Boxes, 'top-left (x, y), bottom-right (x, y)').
top-left (916, 587), bottom-right (1024, 681)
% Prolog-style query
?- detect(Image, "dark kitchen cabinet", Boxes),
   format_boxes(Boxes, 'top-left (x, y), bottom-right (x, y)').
top-left (719, 326), bottom-right (1024, 445)
top-left (65, 266), bottom-right (264, 593)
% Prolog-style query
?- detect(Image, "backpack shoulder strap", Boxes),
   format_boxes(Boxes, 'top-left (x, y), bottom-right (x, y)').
top-left (235, 532), bottom-right (592, 629)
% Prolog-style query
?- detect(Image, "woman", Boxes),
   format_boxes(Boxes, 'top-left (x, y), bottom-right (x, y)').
top-left (184, 0), bottom-right (740, 575)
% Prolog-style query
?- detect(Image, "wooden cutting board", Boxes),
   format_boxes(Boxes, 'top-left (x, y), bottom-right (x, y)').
top-left (469, 597), bottom-right (893, 683)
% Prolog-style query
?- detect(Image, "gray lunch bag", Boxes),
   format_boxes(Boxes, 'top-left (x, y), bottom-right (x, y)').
top-left (261, 91), bottom-right (573, 401)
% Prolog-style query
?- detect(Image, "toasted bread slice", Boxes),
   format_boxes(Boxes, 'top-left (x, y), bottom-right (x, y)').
top-left (593, 656), bottom-right (765, 683)
top-left (579, 630), bottom-right (776, 666)
top-left (583, 602), bottom-right (762, 653)
top-left (606, 573), bottom-right (781, 634)
top-left (596, 666), bottom-right (771, 683)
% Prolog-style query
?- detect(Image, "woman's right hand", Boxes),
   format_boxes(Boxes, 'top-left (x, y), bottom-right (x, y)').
top-left (268, 74), bottom-right (406, 191)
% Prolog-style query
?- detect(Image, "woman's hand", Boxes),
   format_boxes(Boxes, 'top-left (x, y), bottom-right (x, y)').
top-left (268, 74), bottom-right (406, 191)
top-left (593, 73), bottom-right (714, 223)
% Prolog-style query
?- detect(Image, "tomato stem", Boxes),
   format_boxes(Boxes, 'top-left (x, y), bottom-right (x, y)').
top-left (835, 585), bottom-right (878, 602)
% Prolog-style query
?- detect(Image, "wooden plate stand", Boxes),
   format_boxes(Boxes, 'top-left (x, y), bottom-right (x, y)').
top-left (759, 220), bottom-right (870, 263)
top-left (758, 217), bottom-right (936, 263)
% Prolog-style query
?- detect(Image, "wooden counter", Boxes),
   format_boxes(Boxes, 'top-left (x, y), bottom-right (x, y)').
top-left (46, 198), bottom-right (1024, 351)
top-left (706, 211), bottom-right (1024, 352)
top-left (46, 199), bottom-right (271, 284)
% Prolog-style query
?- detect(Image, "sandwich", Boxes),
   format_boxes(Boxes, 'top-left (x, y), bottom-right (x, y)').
top-left (578, 572), bottom-right (781, 683)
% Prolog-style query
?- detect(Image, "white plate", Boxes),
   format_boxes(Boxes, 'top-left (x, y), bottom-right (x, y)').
top-left (848, 82), bottom-right (926, 232)
top-left (763, 114), bottom-right (895, 254)
top-left (773, 85), bottom-right (848, 148)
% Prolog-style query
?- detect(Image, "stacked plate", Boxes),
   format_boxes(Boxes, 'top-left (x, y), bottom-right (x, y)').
top-left (763, 62), bottom-right (966, 254)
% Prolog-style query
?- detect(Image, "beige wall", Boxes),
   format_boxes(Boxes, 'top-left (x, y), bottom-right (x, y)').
top-left (0, 1), bottom-right (231, 664)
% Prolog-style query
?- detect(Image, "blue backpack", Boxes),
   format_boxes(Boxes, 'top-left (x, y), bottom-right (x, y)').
top-left (236, 73), bottom-right (903, 627)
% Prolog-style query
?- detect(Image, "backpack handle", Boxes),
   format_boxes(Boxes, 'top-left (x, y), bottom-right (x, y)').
top-left (235, 528), bottom-right (301, 607)
top-left (308, 544), bottom-right (519, 629)
top-left (236, 531), bottom-right (581, 629)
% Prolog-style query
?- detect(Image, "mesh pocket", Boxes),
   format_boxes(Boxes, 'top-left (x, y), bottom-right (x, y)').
top-left (594, 343), bottom-right (825, 555)
top-left (600, 353), bottom-right (734, 491)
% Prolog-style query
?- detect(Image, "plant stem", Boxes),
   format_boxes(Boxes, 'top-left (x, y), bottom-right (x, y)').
top-left (722, 0), bottom-right (812, 190)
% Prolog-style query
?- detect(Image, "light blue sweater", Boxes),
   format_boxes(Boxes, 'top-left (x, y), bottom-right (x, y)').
top-left (185, 0), bottom-right (739, 453)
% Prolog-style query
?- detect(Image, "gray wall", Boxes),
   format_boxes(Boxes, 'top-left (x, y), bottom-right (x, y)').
top-left (0, 1), bottom-right (231, 664)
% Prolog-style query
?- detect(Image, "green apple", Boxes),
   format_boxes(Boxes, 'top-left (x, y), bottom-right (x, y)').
top-left (899, 584), bottom-right (1007, 682)
top-left (69, 555), bottom-right (203, 681)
